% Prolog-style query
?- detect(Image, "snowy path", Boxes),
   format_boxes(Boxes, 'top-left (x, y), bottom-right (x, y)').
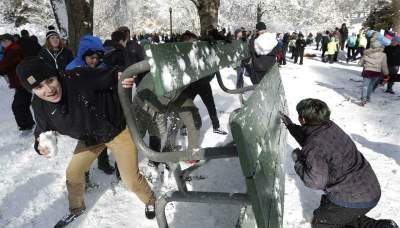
top-left (0, 46), bottom-right (399, 227)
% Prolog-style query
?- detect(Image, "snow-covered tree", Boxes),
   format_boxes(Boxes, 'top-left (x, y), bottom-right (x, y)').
top-left (1, 0), bottom-right (395, 41)
top-left (189, 0), bottom-right (220, 36)
top-left (393, 0), bottom-right (400, 32)
top-left (0, 0), bottom-right (54, 38)
top-left (49, 0), bottom-right (68, 38)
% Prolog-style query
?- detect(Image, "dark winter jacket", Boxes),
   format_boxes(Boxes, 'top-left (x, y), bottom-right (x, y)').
top-left (295, 39), bottom-right (306, 52)
top-left (384, 45), bottom-right (400, 67)
top-left (104, 39), bottom-right (148, 86)
top-left (288, 121), bottom-right (381, 208)
top-left (19, 36), bottom-right (41, 57)
top-left (321, 35), bottom-right (330, 51)
top-left (124, 40), bottom-right (147, 85)
top-left (0, 42), bottom-right (24, 88)
top-left (103, 42), bottom-right (126, 69)
top-left (38, 47), bottom-right (74, 71)
top-left (33, 67), bottom-right (125, 153)
top-left (315, 33), bottom-right (322, 43)
top-left (124, 40), bottom-right (146, 67)
top-left (339, 26), bottom-right (349, 41)
top-left (282, 33), bottom-right (290, 51)
top-left (249, 35), bottom-right (277, 73)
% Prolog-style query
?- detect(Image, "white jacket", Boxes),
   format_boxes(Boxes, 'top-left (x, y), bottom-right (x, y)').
top-left (359, 48), bottom-right (389, 75)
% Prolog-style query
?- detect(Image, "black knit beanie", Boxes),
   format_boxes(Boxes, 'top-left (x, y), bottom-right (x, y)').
top-left (46, 26), bottom-right (60, 39)
top-left (16, 57), bottom-right (59, 91)
top-left (256, 22), bottom-right (267, 31)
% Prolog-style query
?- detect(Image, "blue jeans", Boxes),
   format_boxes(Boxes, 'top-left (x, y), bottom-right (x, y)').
top-left (361, 77), bottom-right (379, 101)
top-left (236, 66), bottom-right (244, 89)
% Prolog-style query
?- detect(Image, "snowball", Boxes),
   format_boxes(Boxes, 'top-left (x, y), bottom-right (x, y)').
top-left (38, 131), bottom-right (58, 158)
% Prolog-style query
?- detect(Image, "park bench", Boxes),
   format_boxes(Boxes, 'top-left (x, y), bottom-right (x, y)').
top-left (118, 40), bottom-right (287, 228)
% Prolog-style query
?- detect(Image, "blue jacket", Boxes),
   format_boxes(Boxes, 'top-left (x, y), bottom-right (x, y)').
top-left (277, 39), bottom-right (284, 49)
top-left (66, 35), bottom-right (106, 70)
top-left (346, 36), bottom-right (357, 48)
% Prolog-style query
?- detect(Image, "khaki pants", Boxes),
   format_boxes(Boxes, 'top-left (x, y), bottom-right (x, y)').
top-left (66, 128), bottom-right (154, 213)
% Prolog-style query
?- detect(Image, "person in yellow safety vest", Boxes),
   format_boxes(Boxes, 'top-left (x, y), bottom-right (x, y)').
top-left (326, 37), bottom-right (338, 64)
top-left (354, 30), bottom-right (367, 60)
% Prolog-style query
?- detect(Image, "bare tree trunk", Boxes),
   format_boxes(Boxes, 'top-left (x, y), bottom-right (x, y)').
top-left (256, 2), bottom-right (267, 23)
top-left (49, 0), bottom-right (68, 38)
top-left (393, 0), bottom-right (400, 33)
top-left (191, 0), bottom-right (220, 37)
top-left (256, 4), bottom-right (262, 23)
top-left (65, 0), bottom-right (93, 55)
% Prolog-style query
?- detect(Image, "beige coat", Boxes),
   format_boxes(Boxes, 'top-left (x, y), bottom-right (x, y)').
top-left (359, 48), bottom-right (389, 75)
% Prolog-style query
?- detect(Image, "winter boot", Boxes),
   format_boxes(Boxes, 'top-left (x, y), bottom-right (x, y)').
top-left (213, 128), bottom-right (228, 135)
top-left (97, 149), bottom-right (115, 175)
top-left (385, 88), bottom-right (395, 94)
top-left (54, 207), bottom-right (86, 228)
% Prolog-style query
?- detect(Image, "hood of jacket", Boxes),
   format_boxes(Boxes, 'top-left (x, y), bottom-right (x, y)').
top-left (254, 32), bottom-right (278, 55)
top-left (363, 47), bottom-right (386, 64)
top-left (66, 35), bottom-right (105, 70)
top-left (361, 47), bottom-right (389, 75)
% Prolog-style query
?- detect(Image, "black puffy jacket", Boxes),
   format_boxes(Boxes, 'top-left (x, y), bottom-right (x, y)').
top-left (33, 66), bottom-right (125, 153)
top-left (38, 47), bottom-right (74, 71)
top-left (384, 45), bottom-right (400, 67)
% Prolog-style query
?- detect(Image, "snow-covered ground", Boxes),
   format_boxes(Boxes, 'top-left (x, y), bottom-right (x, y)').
top-left (0, 45), bottom-right (399, 227)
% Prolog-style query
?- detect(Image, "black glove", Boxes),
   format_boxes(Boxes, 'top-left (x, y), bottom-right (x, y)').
top-left (279, 111), bottom-right (293, 126)
top-left (292, 148), bottom-right (301, 162)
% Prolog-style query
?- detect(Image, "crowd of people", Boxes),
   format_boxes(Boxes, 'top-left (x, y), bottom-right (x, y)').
top-left (0, 20), bottom-right (399, 227)
top-left (234, 22), bottom-right (399, 106)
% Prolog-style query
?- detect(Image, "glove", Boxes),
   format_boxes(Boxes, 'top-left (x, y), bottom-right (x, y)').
top-left (279, 111), bottom-right (293, 126)
top-left (292, 148), bottom-right (301, 162)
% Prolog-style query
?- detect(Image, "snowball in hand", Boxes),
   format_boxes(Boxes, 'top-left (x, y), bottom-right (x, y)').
top-left (38, 131), bottom-right (58, 158)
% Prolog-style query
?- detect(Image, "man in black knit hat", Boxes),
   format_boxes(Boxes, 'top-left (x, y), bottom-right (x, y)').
top-left (248, 21), bottom-right (278, 84)
top-left (16, 56), bottom-right (156, 226)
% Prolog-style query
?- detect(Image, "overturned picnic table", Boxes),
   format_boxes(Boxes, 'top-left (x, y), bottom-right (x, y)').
top-left (118, 40), bottom-right (287, 228)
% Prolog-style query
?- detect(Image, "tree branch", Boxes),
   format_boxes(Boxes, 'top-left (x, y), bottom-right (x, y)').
top-left (189, 0), bottom-right (199, 8)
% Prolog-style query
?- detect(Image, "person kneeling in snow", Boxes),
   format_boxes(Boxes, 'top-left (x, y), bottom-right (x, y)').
top-left (280, 98), bottom-right (398, 228)
top-left (16, 57), bottom-right (156, 222)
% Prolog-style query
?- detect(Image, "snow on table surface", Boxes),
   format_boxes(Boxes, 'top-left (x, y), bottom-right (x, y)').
top-left (0, 46), bottom-right (399, 227)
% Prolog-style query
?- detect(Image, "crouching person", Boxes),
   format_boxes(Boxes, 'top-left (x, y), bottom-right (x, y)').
top-left (280, 98), bottom-right (398, 228)
top-left (16, 57), bottom-right (156, 226)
